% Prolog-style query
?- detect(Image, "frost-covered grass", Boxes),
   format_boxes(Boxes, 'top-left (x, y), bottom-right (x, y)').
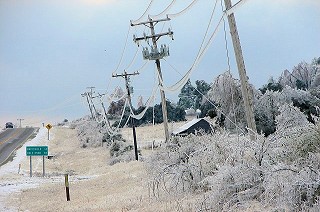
top-left (145, 123), bottom-right (320, 211)
top-left (67, 99), bottom-right (320, 210)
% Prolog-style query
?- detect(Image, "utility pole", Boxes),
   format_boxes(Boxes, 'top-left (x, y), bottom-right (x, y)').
top-left (81, 92), bottom-right (94, 119)
top-left (93, 93), bottom-right (112, 129)
top-left (87, 87), bottom-right (98, 118)
top-left (224, 0), bottom-right (257, 140)
top-left (17, 118), bottom-right (24, 128)
top-left (112, 71), bottom-right (139, 161)
top-left (131, 16), bottom-right (173, 142)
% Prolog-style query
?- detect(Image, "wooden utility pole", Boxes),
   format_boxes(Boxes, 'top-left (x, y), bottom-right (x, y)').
top-left (94, 93), bottom-right (112, 129)
top-left (87, 87), bottom-right (98, 118)
top-left (112, 71), bottom-right (139, 161)
top-left (131, 16), bottom-right (173, 142)
top-left (81, 92), bottom-right (94, 119)
top-left (65, 174), bottom-right (70, 201)
top-left (224, 0), bottom-right (257, 140)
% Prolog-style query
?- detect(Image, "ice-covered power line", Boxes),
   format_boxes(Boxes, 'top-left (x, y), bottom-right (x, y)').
top-left (155, 0), bottom-right (220, 93)
top-left (163, 58), bottom-right (249, 138)
top-left (131, 0), bottom-right (154, 25)
top-left (225, 0), bottom-right (249, 16)
top-left (125, 47), bottom-right (140, 70)
top-left (113, 26), bottom-right (132, 74)
top-left (151, 1), bottom-right (242, 93)
top-left (157, 0), bottom-right (248, 93)
top-left (132, 60), bottom-right (150, 74)
top-left (149, 0), bottom-right (177, 19)
top-left (111, 0), bottom-right (247, 100)
top-left (128, 85), bottom-right (159, 120)
top-left (167, 0), bottom-right (200, 18)
top-left (158, 14), bottom-right (224, 92)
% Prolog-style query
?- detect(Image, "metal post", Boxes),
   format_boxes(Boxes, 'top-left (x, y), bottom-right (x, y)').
top-left (224, 0), bottom-right (257, 140)
top-left (30, 156), bottom-right (32, 177)
top-left (42, 156), bottom-right (45, 177)
top-left (48, 129), bottom-right (50, 140)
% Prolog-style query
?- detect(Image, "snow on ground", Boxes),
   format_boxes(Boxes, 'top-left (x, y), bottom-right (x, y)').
top-left (0, 125), bottom-right (148, 211)
top-left (0, 121), bottom-right (201, 211)
top-left (0, 128), bottom-right (47, 211)
top-left (0, 128), bottom-right (46, 176)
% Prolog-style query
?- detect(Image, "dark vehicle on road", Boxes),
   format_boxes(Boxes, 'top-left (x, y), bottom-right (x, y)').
top-left (5, 122), bottom-right (14, 128)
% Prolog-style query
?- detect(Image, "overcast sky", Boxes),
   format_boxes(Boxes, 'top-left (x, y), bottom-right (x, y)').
top-left (0, 0), bottom-right (319, 127)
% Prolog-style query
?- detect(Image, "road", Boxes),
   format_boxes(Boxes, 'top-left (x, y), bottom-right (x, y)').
top-left (0, 128), bottom-right (36, 166)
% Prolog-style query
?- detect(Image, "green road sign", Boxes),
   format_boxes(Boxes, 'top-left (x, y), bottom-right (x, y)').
top-left (26, 146), bottom-right (48, 156)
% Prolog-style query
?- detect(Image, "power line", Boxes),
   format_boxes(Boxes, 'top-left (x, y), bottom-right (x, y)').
top-left (168, 0), bottom-right (200, 18)
top-left (162, 58), bottom-right (248, 137)
top-left (131, 0), bottom-right (155, 25)
top-left (113, 26), bottom-right (132, 74)
top-left (220, 0), bottom-right (239, 138)
top-left (149, 0), bottom-right (177, 19)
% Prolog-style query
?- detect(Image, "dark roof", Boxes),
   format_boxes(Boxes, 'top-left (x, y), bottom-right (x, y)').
top-left (172, 118), bottom-right (212, 136)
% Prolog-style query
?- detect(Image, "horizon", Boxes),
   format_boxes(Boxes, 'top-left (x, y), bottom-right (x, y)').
top-left (1, 0), bottom-right (319, 126)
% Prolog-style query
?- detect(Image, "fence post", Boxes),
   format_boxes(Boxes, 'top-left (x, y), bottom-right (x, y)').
top-left (65, 174), bottom-right (70, 201)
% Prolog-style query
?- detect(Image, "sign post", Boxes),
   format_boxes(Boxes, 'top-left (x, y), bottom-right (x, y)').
top-left (26, 146), bottom-right (48, 177)
top-left (30, 156), bottom-right (32, 177)
top-left (46, 124), bottom-right (52, 140)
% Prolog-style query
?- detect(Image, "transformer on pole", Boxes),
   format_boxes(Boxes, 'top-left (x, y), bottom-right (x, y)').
top-left (131, 16), bottom-right (173, 142)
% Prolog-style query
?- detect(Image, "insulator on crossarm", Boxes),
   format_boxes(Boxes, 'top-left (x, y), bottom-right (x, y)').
top-left (133, 34), bottom-right (140, 46)
top-left (143, 32), bottom-right (147, 41)
top-left (160, 45), bottom-right (164, 54)
top-left (142, 47), bottom-right (150, 60)
top-left (168, 28), bottom-right (174, 40)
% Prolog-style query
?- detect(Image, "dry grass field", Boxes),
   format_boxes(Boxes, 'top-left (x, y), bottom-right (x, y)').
top-left (0, 122), bottom-right (202, 212)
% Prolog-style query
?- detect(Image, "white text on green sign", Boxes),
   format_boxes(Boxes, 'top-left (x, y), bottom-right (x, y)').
top-left (26, 146), bottom-right (48, 156)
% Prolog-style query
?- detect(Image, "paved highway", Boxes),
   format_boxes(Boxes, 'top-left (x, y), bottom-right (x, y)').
top-left (0, 128), bottom-right (36, 166)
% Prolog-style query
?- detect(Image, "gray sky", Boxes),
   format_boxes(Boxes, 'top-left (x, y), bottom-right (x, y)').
top-left (0, 0), bottom-right (319, 127)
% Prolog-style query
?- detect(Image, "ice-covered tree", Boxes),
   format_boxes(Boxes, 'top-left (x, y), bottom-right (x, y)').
top-left (207, 72), bottom-right (247, 129)
top-left (254, 90), bottom-right (278, 136)
top-left (279, 58), bottom-right (320, 90)
top-left (137, 95), bottom-right (144, 108)
top-left (107, 87), bottom-right (126, 116)
top-left (193, 80), bottom-right (211, 109)
top-left (177, 79), bottom-right (196, 110)
top-left (259, 76), bottom-right (283, 94)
